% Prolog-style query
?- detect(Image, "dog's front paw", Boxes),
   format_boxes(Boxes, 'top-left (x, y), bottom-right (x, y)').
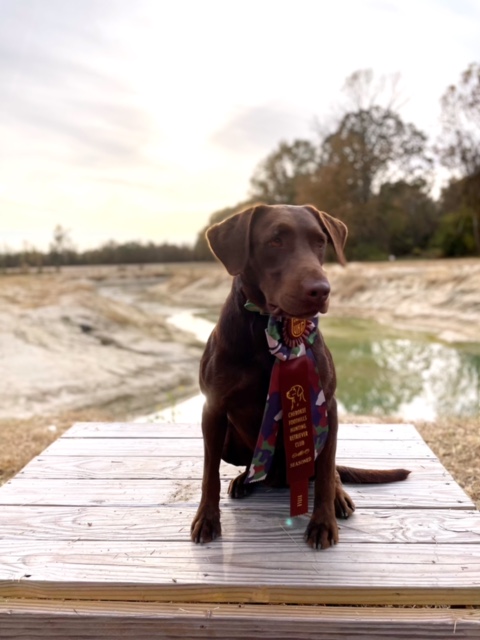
top-left (304, 512), bottom-right (339, 549)
top-left (335, 487), bottom-right (355, 519)
top-left (191, 507), bottom-right (221, 544)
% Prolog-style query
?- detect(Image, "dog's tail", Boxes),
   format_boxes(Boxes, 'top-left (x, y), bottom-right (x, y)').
top-left (337, 466), bottom-right (410, 484)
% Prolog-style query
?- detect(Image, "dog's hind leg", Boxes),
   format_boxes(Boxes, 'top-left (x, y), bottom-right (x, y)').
top-left (334, 469), bottom-right (355, 518)
top-left (228, 469), bottom-right (255, 499)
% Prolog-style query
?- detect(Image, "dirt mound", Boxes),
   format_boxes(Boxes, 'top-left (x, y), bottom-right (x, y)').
top-left (0, 269), bottom-right (202, 421)
top-left (326, 258), bottom-right (479, 342)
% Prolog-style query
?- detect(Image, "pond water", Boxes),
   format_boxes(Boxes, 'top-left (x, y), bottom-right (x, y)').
top-left (140, 312), bottom-right (480, 423)
top-left (322, 318), bottom-right (479, 420)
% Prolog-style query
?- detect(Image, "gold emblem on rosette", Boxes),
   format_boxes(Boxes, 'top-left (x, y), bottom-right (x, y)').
top-left (287, 318), bottom-right (307, 340)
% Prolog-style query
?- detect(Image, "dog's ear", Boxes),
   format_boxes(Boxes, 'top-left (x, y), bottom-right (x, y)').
top-left (304, 205), bottom-right (348, 265)
top-left (206, 206), bottom-right (257, 275)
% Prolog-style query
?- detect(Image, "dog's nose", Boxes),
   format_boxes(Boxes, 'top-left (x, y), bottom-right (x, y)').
top-left (305, 279), bottom-right (330, 300)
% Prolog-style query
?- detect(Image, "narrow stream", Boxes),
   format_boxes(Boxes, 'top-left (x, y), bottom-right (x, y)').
top-left (135, 312), bottom-right (211, 424)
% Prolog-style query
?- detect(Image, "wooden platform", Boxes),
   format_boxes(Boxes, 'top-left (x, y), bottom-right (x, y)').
top-left (1, 421), bottom-right (480, 638)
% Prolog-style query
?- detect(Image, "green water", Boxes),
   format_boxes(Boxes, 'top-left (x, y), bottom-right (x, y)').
top-left (166, 312), bottom-right (479, 422)
top-left (321, 318), bottom-right (480, 420)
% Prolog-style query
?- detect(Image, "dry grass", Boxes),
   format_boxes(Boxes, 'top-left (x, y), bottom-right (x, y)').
top-left (0, 407), bottom-right (121, 485)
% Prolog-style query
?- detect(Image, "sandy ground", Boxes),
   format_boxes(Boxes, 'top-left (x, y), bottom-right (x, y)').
top-left (1, 259), bottom-right (479, 504)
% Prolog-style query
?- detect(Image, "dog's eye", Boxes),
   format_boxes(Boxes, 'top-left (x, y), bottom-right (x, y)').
top-left (268, 234), bottom-right (282, 248)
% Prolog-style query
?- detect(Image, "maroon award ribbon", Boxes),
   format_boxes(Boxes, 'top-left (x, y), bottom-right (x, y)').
top-left (279, 351), bottom-right (315, 516)
top-left (244, 312), bottom-right (329, 517)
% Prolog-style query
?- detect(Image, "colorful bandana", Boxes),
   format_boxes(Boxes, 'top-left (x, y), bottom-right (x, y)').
top-left (244, 310), bottom-right (329, 485)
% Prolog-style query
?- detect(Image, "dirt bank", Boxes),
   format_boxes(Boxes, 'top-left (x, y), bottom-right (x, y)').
top-left (327, 258), bottom-right (480, 343)
top-left (0, 265), bottom-right (204, 422)
top-left (146, 258), bottom-right (480, 343)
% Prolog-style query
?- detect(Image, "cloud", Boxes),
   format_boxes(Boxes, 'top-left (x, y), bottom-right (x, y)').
top-left (0, 0), bottom-right (154, 167)
top-left (2, 94), bottom-right (154, 167)
top-left (211, 104), bottom-right (312, 154)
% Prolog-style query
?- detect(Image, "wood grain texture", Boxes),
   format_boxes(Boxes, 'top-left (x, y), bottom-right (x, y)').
top-left (0, 505), bottom-right (479, 544)
top-left (0, 541), bottom-right (480, 605)
top-left (14, 454), bottom-right (470, 508)
top-left (0, 475), bottom-right (472, 508)
top-left (41, 436), bottom-right (436, 459)
top-left (65, 421), bottom-right (421, 440)
top-left (1, 600), bottom-right (480, 639)
top-left (16, 455), bottom-right (440, 481)
top-left (1, 421), bottom-right (479, 636)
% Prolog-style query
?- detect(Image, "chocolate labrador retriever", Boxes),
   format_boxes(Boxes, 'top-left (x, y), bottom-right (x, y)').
top-left (191, 204), bottom-right (409, 549)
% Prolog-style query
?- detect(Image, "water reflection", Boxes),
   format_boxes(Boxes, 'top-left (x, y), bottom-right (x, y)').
top-left (325, 319), bottom-right (480, 420)
top-left (150, 312), bottom-right (479, 423)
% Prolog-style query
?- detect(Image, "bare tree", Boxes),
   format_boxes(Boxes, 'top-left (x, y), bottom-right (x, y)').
top-left (314, 68), bottom-right (407, 141)
top-left (49, 225), bottom-right (74, 271)
top-left (437, 63), bottom-right (480, 253)
top-left (342, 69), bottom-right (406, 112)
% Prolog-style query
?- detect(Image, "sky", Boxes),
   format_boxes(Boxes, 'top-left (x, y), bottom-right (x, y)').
top-left (1, 0), bottom-right (479, 251)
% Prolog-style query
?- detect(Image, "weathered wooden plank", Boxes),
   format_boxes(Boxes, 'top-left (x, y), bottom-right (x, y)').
top-left (1, 600), bottom-right (480, 639)
top-left (16, 455), bottom-right (443, 481)
top-left (0, 541), bottom-right (480, 605)
top-left (0, 475), bottom-right (472, 509)
top-left (14, 456), bottom-right (471, 508)
top-left (65, 421), bottom-right (421, 441)
top-left (0, 504), bottom-right (479, 544)
top-left (17, 455), bottom-right (242, 479)
top-left (41, 436), bottom-right (436, 459)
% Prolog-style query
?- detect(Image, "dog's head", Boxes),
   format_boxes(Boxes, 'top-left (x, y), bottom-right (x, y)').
top-left (206, 204), bottom-right (347, 318)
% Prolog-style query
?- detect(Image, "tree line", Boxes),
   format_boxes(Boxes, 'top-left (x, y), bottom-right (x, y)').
top-left (3, 64), bottom-right (478, 270)
top-left (195, 64), bottom-right (480, 261)
top-left (0, 225), bottom-right (195, 272)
